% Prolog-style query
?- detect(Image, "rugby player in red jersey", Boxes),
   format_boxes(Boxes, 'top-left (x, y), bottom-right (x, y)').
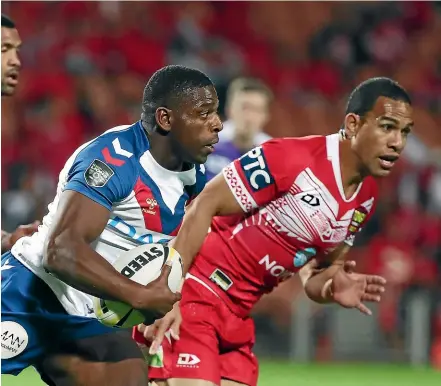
top-left (136, 77), bottom-right (413, 386)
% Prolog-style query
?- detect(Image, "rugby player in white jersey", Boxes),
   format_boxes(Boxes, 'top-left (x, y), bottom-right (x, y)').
top-left (2, 65), bottom-right (222, 386)
top-left (136, 77), bottom-right (413, 386)
top-left (1, 14), bottom-right (40, 253)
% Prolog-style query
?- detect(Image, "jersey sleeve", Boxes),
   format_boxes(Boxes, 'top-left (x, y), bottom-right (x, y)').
top-left (64, 135), bottom-right (139, 211)
top-left (222, 139), bottom-right (310, 212)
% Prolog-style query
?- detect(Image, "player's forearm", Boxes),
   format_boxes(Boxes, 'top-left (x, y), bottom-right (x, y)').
top-left (43, 234), bottom-right (144, 307)
top-left (302, 264), bottom-right (341, 303)
top-left (1, 230), bottom-right (12, 253)
top-left (172, 198), bottom-right (215, 274)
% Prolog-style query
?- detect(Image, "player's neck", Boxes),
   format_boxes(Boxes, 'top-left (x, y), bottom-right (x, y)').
top-left (147, 132), bottom-right (185, 171)
top-left (339, 140), bottom-right (366, 196)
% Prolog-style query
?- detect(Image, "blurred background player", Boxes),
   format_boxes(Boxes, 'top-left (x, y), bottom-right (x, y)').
top-left (205, 77), bottom-right (273, 181)
top-left (139, 77), bottom-right (412, 386)
top-left (2, 65), bottom-right (222, 385)
top-left (1, 14), bottom-right (40, 252)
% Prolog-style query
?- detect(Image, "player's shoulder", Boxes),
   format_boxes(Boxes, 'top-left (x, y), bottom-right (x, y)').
top-left (60, 122), bottom-right (149, 187)
top-left (261, 135), bottom-right (326, 166)
top-left (67, 121), bottom-right (148, 169)
top-left (264, 135), bottom-right (326, 152)
top-left (84, 121), bottom-right (149, 160)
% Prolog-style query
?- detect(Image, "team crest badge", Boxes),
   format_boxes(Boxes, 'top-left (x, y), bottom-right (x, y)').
top-left (348, 207), bottom-right (367, 234)
top-left (85, 159), bottom-right (114, 187)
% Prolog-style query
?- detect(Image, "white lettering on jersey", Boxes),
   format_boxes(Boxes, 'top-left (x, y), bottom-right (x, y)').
top-left (241, 147), bottom-right (271, 190)
top-left (259, 254), bottom-right (286, 277)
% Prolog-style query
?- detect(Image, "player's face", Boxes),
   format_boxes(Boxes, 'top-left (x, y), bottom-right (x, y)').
top-left (171, 85), bottom-right (223, 164)
top-left (227, 91), bottom-right (270, 140)
top-left (1, 27), bottom-right (21, 96)
top-left (349, 97), bottom-right (414, 178)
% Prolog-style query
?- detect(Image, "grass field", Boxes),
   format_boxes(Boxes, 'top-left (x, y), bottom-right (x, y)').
top-left (2, 361), bottom-right (440, 386)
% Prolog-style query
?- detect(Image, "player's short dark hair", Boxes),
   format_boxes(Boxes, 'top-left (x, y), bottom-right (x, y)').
top-left (345, 77), bottom-right (411, 117)
top-left (226, 77), bottom-right (273, 106)
top-left (141, 65), bottom-right (214, 133)
top-left (1, 14), bottom-right (15, 29)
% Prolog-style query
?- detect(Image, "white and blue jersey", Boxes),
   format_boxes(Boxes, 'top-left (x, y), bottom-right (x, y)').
top-left (1, 121), bottom-right (205, 374)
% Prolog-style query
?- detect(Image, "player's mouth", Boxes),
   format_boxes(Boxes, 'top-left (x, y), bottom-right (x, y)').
top-left (203, 139), bottom-right (218, 154)
top-left (378, 154), bottom-right (399, 170)
top-left (5, 71), bottom-right (19, 86)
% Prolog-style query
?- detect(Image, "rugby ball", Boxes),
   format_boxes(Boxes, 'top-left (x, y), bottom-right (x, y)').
top-left (93, 243), bottom-right (183, 329)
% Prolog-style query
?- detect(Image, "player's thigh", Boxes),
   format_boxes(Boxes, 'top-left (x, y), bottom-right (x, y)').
top-left (38, 330), bottom-right (147, 386)
top-left (168, 379), bottom-right (217, 386)
top-left (39, 355), bottom-right (147, 386)
top-left (221, 381), bottom-right (249, 386)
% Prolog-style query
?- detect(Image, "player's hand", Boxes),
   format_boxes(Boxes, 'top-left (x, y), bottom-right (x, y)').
top-left (138, 263), bottom-right (181, 317)
top-left (331, 260), bottom-right (386, 315)
top-left (137, 302), bottom-right (181, 355)
top-left (3, 221), bottom-right (40, 250)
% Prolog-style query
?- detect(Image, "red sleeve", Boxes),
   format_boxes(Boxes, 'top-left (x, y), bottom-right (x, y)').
top-left (222, 138), bottom-right (311, 212)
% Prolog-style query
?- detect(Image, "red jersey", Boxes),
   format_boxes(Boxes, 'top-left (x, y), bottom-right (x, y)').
top-left (190, 134), bottom-right (378, 318)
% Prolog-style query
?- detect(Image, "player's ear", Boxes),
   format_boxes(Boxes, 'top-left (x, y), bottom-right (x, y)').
top-left (343, 113), bottom-right (361, 139)
top-left (155, 107), bottom-right (173, 134)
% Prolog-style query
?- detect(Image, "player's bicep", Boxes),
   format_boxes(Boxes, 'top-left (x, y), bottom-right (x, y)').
top-left (48, 190), bottom-right (110, 246)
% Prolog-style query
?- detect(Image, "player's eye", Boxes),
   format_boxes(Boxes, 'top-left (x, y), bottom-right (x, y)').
top-left (402, 128), bottom-right (411, 136)
top-left (381, 123), bottom-right (394, 131)
top-left (200, 111), bottom-right (209, 118)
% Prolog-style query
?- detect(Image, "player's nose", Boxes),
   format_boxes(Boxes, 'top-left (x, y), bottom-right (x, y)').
top-left (212, 114), bottom-right (223, 133)
top-left (9, 52), bottom-right (21, 69)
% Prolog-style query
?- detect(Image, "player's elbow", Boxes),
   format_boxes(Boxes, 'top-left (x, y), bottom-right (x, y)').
top-left (43, 231), bottom-right (79, 275)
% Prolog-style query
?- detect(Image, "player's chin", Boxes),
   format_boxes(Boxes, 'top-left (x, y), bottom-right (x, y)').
top-left (1, 85), bottom-right (16, 96)
top-left (193, 150), bottom-right (211, 164)
top-left (371, 166), bottom-right (393, 178)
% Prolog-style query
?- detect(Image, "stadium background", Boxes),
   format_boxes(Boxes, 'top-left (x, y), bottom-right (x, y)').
top-left (1, 1), bottom-right (441, 384)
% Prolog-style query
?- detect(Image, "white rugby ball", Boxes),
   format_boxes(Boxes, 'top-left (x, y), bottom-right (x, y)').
top-left (93, 243), bottom-right (183, 328)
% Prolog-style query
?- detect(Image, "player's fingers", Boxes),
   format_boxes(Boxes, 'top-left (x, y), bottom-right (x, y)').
top-left (170, 316), bottom-right (181, 340)
top-left (356, 302), bottom-right (372, 316)
top-left (158, 263), bottom-right (173, 281)
top-left (143, 321), bottom-right (160, 342)
top-left (361, 293), bottom-right (381, 302)
top-left (365, 284), bottom-right (385, 294)
top-left (149, 320), bottom-right (171, 355)
top-left (137, 323), bottom-right (147, 334)
top-left (365, 275), bottom-right (387, 285)
top-left (173, 291), bottom-right (182, 303)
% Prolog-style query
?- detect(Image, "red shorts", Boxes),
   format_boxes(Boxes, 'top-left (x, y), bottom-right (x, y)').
top-left (146, 275), bottom-right (259, 386)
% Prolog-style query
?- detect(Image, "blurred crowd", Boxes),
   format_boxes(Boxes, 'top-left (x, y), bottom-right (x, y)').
top-left (1, 1), bottom-right (441, 363)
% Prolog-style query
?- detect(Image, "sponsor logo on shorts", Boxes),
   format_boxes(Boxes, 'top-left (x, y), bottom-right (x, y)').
top-left (1, 321), bottom-right (29, 359)
top-left (84, 159), bottom-right (114, 187)
top-left (177, 353), bottom-right (200, 367)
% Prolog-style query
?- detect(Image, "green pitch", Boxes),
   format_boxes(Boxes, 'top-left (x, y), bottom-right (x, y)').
top-left (2, 361), bottom-right (440, 385)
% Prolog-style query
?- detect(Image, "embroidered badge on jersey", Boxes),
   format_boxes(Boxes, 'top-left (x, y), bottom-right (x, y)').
top-left (84, 159), bottom-right (114, 188)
